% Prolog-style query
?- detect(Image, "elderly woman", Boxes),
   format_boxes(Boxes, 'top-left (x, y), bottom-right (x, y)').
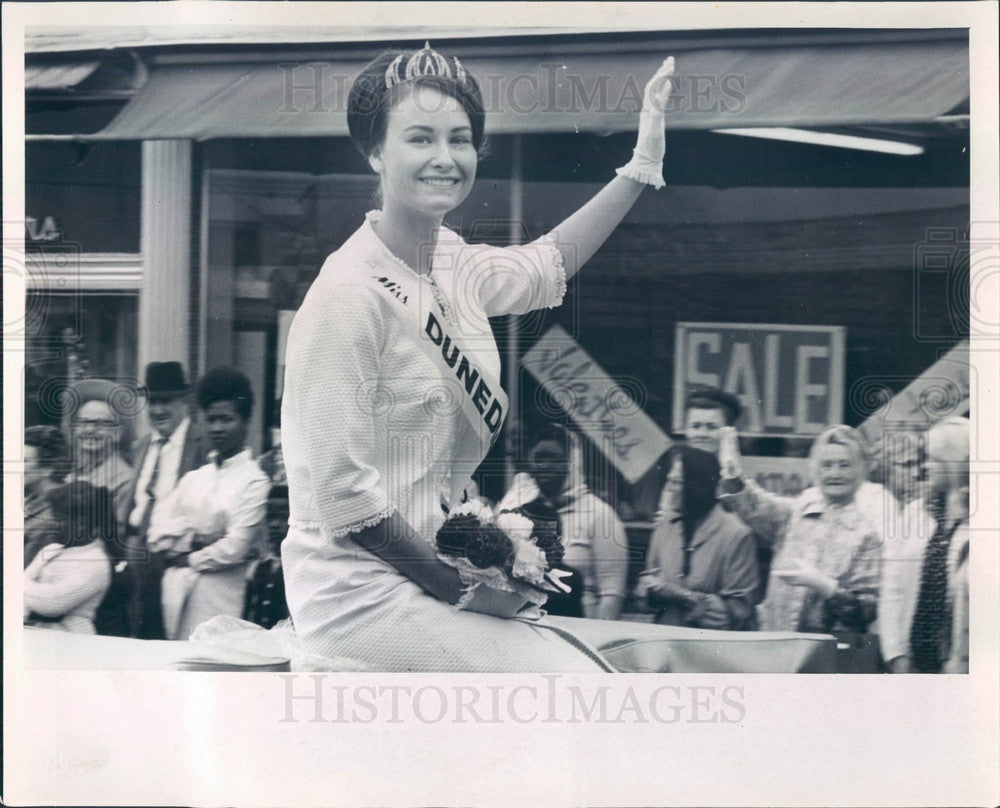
top-left (23, 425), bottom-right (69, 567)
top-left (148, 367), bottom-right (270, 640)
top-left (24, 481), bottom-right (114, 634)
top-left (718, 425), bottom-right (882, 635)
top-left (635, 445), bottom-right (759, 630)
top-left (63, 378), bottom-right (135, 539)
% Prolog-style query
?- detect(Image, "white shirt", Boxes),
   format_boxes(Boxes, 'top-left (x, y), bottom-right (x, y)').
top-left (129, 417), bottom-right (191, 528)
top-left (559, 488), bottom-right (630, 616)
top-left (148, 448), bottom-right (270, 572)
top-left (24, 542), bottom-right (111, 634)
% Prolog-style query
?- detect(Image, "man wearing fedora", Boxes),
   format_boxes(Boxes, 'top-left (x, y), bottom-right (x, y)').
top-left (122, 362), bottom-right (210, 639)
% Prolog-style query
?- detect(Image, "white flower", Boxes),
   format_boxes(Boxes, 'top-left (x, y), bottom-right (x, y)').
top-left (510, 537), bottom-right (547, 587)
top-left (495, 511), bottom-right (534, 539)
top-left (448, 498), bottom-right (494, 524)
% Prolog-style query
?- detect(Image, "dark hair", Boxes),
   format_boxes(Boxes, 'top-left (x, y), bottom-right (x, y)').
top-left (665, 444), bottom-right (721, 526)
top-left (25, 425), bottom-right (68, 474)
top-left (347, 49), bottom-right (486, 159)
top-left (196, 366), bottom-right (254, 420)
top-left (685, 387), bottom-right (742, 426)
top-left (527, 424), bottom-right (572, 456)
top-left (46, 480), bottom-right (117, 551)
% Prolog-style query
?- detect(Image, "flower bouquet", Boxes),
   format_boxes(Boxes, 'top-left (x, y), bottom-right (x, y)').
top-left (435, 500), bottom-right (570, 619)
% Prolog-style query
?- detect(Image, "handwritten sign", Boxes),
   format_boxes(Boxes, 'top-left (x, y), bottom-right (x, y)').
top-left (521, 325), bottom-right (671, 483)
top-left (673, 322), bottom-right (845, 437)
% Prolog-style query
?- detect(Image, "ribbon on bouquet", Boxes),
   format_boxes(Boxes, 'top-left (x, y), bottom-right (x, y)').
top-left (543, 567), bottom-right (575, 594)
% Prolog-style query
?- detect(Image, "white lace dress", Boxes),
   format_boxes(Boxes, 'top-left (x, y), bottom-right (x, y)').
top-left (280, 212), bottom-right (611, 671)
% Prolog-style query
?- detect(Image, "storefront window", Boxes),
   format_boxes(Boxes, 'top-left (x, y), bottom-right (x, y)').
top-left (26, 141), bottom-right (140, 254)
top-left (202, 159), bottom-right (969, 526)
top-left (24, 293), bottom-right (139, 427)
top-left (204, 169), bottom-right (383, 454)
top-left (24, 141), bottom-right (142, 429)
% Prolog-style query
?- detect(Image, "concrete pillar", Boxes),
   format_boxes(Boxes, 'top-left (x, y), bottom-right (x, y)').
top-left (138, 139), bottom-right (192, 374)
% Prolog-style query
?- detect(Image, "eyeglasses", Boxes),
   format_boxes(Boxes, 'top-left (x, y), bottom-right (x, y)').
top-left (72, 419), bottom-right (120, 430)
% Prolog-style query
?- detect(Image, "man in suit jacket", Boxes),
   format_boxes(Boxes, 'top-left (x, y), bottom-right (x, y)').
top-left (119, 362), bottom-right (210, 639)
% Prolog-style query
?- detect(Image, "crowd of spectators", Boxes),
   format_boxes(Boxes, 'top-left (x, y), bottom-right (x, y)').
top-left (23, 374), bottom-right (970, 674)
top-left (22, 362), bottom-right (288, 640)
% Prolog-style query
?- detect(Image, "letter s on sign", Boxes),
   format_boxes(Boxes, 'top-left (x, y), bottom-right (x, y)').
top-left (687, 333), bottom-right (721, 389)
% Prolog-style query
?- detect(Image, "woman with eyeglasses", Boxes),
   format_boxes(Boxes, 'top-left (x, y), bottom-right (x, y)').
top-left (62, 378), bottom-right (135, 540)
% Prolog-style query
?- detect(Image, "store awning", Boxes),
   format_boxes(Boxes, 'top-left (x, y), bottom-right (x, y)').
top-left (91, 36), bottom-right (968, 140)
top-left (25, 60), bottom-right (101, 91)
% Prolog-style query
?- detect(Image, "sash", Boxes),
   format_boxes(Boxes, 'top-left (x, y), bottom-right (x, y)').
top-left (367, 267), bottom-right (508, 509)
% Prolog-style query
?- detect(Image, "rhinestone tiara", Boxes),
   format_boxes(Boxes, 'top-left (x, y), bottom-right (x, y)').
top-left (385, 41), bottom-right (469, 89)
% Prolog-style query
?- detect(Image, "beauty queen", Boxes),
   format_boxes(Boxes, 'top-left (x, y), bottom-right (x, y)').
top-left (280, 44), bottom-right (676, 671)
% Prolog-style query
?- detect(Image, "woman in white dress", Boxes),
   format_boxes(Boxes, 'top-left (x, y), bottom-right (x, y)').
top-left (149, 368), bottom-right (271, 640)
top-left (281, 45), bottom-right (676, 671)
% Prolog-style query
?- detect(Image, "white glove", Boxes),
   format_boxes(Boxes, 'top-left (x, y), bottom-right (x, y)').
top-left (718, 426), bottom-right (744, 479)
top-left (772, 564), bottom-right (838, 599)
top-left (616, 56), bottom-right (675, 189)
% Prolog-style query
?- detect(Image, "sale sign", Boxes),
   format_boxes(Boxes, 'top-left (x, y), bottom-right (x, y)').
top-left (673, 322), bottom-right (846, 437)
top-left (522, 325), bottom-right (672, 483)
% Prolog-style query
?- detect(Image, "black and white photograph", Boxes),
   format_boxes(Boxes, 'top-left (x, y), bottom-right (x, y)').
top-left (4, 2), bottom-right (998, 805)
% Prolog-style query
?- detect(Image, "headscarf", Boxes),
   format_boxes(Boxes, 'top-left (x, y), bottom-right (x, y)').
top-left (663, 444), bottom-right (721, 561)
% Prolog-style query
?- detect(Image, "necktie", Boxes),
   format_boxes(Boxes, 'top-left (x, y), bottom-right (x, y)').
top-left (139, 438), bottom-right (167, 536)
top-left (909, 515), bottom-right (960, 673)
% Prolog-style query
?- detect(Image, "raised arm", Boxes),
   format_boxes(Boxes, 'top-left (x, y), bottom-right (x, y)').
top-left (716, 427), bottom-right (795, 546)
top-left (544, 57), bottom-right (675, 280)
top-left (471, 58), bottom-right (676, 319)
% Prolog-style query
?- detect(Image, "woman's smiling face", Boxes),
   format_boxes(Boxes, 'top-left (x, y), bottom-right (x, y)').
top-left (815, 442), bottom-right (864, 504)
top-left (372, 84), bottom-right (477, 218)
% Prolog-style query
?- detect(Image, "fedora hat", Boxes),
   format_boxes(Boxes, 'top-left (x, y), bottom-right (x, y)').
top-left (144, 362), bottom-right (191, 398)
